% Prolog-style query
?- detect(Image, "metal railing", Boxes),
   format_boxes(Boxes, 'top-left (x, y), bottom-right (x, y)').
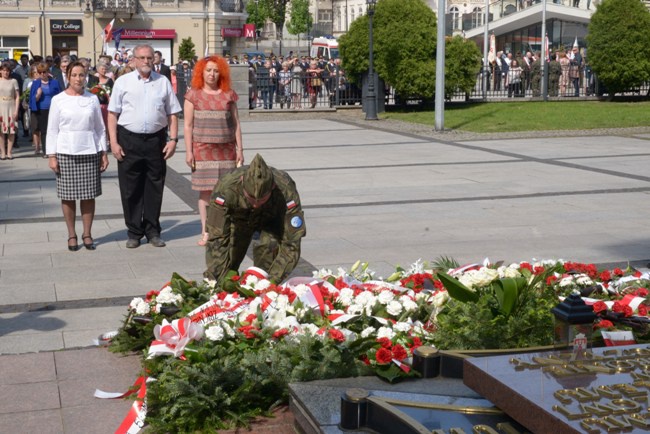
top-left (443, 64), bottom-right (650, 101)
top-left (249, 65), bottom-right (362, 110)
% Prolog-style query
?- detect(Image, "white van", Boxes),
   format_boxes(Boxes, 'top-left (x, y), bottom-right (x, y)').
top-left (310, 37), bottom-right (339, 60)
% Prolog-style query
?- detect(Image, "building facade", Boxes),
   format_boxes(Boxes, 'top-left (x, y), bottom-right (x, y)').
top-left (0, 0), bottom-right (259, 64)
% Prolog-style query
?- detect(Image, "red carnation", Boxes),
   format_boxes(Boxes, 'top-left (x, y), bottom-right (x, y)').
top-left (376, 337), bottom-right (392, 349)
top-left (634, 271), bottom-right (642, 278)
top-left (391, 344), bottom-right (408, 361)
top-left (599, 270), bottom-right (612, 282)
top-left (238, 325), bottom-right (258, 339)
top-left (328, 328), bottom-right (345, 342)
top-left (595, 320), bottom-right (614, 329)
top-left (546, 275), bottom-right (558, 285)
top-left (520, 262), bottom-right (532, 272)
top-left (623, 305), bottom-right (633, 317)
top-left (638, 304), bottom-right (649, 316)
top-left (613, 268), bottom-right (624, 276)
top-left (612, 301), bottom-right (625, 313)
top-left (360, 354), bottom-right (370, 365)
top-left (375, 348), bottom-right (393, 364)
top-left (244, 313), bottom-right (257, 324)
top-left (592, 301), bottom-right (608, 314)
top-left (273, 328), bottom-right (289, 339)
top-left (408, 337), bottom-right (422, 349)
top-left (231, 275), bottom-right (240, 281)
top-left (634, 288), bottom-right (649, 297)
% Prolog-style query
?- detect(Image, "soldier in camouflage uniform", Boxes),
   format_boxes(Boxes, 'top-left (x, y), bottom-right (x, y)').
top-left (548, 52), bottom-right (562, 97)
top-left (204, 154), bottom-right (306, 284)
top-left (530, 54), bottom-right (542, 97)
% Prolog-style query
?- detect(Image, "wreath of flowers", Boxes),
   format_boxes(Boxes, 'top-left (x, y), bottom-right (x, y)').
top-left (105, 258), bottom-right (650, 432)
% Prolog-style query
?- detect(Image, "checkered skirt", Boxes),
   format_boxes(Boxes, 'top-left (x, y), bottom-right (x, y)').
top-left (56, 153), bottom-right (102, 200)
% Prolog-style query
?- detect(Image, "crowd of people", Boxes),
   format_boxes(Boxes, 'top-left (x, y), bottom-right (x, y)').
top-left (482, 46), bottom-right (588, 97)
top-left (238, 53), bottom-right (349, 110)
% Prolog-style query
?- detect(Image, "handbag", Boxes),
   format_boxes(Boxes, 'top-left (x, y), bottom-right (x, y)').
top-left (311, 76), bottom-right (322, 87)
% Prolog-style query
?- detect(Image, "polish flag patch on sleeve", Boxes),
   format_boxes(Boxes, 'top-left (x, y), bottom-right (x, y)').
top-left (286, 200), bottom-right (296, 210)
top-left (215, 197), bottom-right (225, 206)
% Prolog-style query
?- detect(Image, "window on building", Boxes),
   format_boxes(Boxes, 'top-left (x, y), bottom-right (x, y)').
top-left (450, 6), bottom-right (460, 31)
top-left (472, 7), bottom-right (483, 28)
top-left (351, 8), bottom-right (355, 22)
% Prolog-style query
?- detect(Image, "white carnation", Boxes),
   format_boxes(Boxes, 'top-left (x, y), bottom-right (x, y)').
top-left (255, 279), bottom-right (271, 291)
top-left (576, 275), bottom-right (593, 286)
top-left (399, 296), bottom-right (418, 312)
top-left (355, 291), bottom-right (376, 307)
top-left (376, 326), bottom-right (395, 340)
top-left (203, 278), bottom-right (217, 289)
top-left (432, 291), bottom-right (450, 308)
top-left (129, 297), bottom-right (145, 310)
top-left (386, 300), bottom-right (403, 316)
top-left (243, 274), bottom-right (259, 287)
top-left (156, 286), bottom-right (183, 305)
top-left (205, 325), bottom-right (225, 341)
top-left (377, 290), bottom-right (394, 305)
top-left (347, 303), bottom-right (364, 315)
top-left (559, 276), bottom-right (575, 287)
top-left (497, 266), bottom-right (521, 279)
top-left (360, 326), bottom-right (376, 338)
top-left (134, 301), bottom-right (150, 315)
top-left (337, 287), bottom-right (355, 306)
top-left (393, 321), bottom-right (412, 333)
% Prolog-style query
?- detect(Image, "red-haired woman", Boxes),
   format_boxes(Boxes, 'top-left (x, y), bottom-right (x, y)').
top-left (184, 55), bottom-right (244, 246)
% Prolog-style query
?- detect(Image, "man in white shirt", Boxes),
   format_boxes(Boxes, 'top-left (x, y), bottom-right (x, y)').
top-left (107, 44), bottom-right (182, 248)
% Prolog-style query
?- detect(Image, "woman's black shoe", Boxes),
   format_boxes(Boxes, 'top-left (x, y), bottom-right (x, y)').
top-left (82, 235), bottom-right (96, 250)
top-left (68, 236), bottom-right (79, 251)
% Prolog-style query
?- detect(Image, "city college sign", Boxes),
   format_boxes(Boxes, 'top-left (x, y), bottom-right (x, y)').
top-left (50, 20), bottom-right (83, 35)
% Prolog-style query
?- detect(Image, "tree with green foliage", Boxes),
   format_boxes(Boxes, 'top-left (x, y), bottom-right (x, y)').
top-left (339, 0), bottom-right (437, 99)
top-left (178, 37), bottom-right (196, 61)
top-left (586, 0), bottom-right (650, 95)
top-left (246, 0), bottom-right (290, 40)
top-left (445, 36), bottom-right (482, 98)
top-left (286, 0), bottom-right (312, 53)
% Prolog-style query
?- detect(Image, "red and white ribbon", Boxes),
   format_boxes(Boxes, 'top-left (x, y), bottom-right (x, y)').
top-left (602, 330), bottom-right (636, 347)
top-left (95, 376), bottom-right (148, 434)
top-left (148, 317), bottom-right (203, 358)
top-left (94, 330), bottom-right (119, 346)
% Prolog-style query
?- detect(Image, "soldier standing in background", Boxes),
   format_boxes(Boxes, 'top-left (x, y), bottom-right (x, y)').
top-left (530, 53), bottom-right (542, 97)
top-left (548, 52), bottom-right (562, 97)
top-left (204, 154), bottom-right (306, 284)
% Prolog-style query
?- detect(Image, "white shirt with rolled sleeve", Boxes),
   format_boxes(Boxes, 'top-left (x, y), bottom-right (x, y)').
top-left (46, 91), bottom-right (107, 155)
top-left (108, 70), bottom-right (181, 134)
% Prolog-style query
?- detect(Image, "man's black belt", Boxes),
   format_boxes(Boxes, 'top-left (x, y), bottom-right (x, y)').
top-left (118, 125), bottom-right (166, 139)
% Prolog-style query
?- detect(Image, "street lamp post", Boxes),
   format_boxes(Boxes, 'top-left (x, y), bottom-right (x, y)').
top-left (365, 0), bottom-right (378, 121)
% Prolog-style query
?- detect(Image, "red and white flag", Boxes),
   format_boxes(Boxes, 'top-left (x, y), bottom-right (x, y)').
top-left (103, 19), bottom-right (115, 43)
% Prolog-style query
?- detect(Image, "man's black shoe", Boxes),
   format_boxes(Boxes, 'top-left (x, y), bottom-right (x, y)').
top-left (149, 237), bottom-right (166, 247)
top-left (126, 238), bottom-right (140, 249)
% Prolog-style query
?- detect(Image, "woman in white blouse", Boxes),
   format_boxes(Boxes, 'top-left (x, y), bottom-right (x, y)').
top-left (47, 61), bottom-right (109, 251)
